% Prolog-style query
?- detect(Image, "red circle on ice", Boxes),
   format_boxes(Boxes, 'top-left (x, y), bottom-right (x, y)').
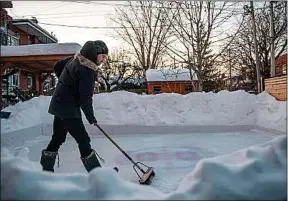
top-left (113, 147), bottom-right (214, 169)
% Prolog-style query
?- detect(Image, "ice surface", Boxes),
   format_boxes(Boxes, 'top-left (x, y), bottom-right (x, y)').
top-left (1, 135), bottom-right (286, 200)
top-left (2, 129), bottom-right (279, 193)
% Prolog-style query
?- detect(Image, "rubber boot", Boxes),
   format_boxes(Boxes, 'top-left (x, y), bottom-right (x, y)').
top-left (81, 149), bottom-right (102, 172)
top-left (40, 149), bottom-right (58, 172)
top-left (81, 149), bottom-right (119, 173)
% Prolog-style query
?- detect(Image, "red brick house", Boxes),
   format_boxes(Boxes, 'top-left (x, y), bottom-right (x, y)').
top-left (275, 53), bottom-right (287, 76)
top-left (0, 4), bottom-right (81, 109)
top-left (1, 6), bottom-right (58, 92)
top-left (264, 53), bottom-right (287, 101)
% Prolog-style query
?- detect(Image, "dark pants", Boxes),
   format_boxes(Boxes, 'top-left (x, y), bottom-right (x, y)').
top-left (46, 116), bottom-right (92, 158)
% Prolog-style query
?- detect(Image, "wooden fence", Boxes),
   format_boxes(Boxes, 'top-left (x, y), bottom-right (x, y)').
top-left (264, 75), bottom-right (287, 101)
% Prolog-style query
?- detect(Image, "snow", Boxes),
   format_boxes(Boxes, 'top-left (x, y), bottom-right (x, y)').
top-left (146, 69), bottom-right (198, 82)
top-left (1, 134), bottom-right (286, 200)
top-left (173, 135), bottom-right (287, 200)
top-left (0, 89), bottom-right (287, 199)
top-left (1, 42), bottom-right (82, 57)
top-left (1, 90), bottom-right (286, 134)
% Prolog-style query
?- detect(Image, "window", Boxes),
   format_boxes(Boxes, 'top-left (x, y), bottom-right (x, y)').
top-left (0, 26), bottom-right (8, 46)
top-left (283, 64), bottom-right (287, 74)
top-left (153, 86), bottom-right (161, 94)
top-left (11, 35), bottom-right (19, 46)
top-left (184, 85), bottom-right (193, 93)
top-left (7, 34), bottom-right (19, 46)
top-left (27, 76), bottom-right (33, 89)
top-left (8, 74), bottom-right (19, 87)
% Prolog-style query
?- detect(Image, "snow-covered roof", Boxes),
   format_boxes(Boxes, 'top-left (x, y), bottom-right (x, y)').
top-left (146, 69), bottom-right (198, 82)
top-left (1, 43), bottom-right (82, 57)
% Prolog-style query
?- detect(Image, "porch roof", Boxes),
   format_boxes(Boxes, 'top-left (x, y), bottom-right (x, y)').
top-left (1, 43), bottom-right (81, 72)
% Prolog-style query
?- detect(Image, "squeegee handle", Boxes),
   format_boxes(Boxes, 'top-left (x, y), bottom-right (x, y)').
top-left (95, 124), bottom-right (137, 165)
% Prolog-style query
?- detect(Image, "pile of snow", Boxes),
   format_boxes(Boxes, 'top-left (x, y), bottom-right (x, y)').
top-left (1, 135), bottom-right (286, 200)
top-left (255, 92), bottom-right (287, 132)
top-left (1, 96), bottom-right (52, 133)
top-left (1, 90), bottom-right (286, 134)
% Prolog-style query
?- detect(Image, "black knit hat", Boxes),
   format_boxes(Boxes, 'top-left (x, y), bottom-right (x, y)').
top-left (80, 40), bottom-right (109, 63)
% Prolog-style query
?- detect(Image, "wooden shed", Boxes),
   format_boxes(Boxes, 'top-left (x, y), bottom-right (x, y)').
top-left (146, 69), bottom-right (198, 94)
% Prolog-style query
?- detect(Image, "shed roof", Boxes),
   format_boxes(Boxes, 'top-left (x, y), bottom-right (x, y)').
top-left (146, 69), bottom-right (198, 82)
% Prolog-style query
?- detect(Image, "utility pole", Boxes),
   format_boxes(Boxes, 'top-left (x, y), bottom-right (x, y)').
top-left (270, 1), bottom-right (276, 77)
top-left (244, 2), bottom-right (262, 93)
top-left (173, 56), bottom-right (176, 68)
top-left (228, 48), bottom-right (232, 91)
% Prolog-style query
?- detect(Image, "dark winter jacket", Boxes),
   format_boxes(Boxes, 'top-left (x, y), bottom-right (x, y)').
top-left (54, 56), bottom-right (72, 78)
top-left (48, 53), bottom-right (98, 124)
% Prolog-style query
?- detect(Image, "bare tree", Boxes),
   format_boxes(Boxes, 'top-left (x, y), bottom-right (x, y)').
top-left (111, 1), bottom-right (176, 74)
top-left (222, 1), bottom-right (287, 90)
top-left (99, 49), bottom-right (141, 92)
top-left (161, 1), bottom-right (243, 91)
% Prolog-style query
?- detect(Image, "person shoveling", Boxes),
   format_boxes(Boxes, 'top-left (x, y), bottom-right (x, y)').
top-left (40, 40), bottom-right (118, 173)
top-left (39, 40), bottom-right (155, 185)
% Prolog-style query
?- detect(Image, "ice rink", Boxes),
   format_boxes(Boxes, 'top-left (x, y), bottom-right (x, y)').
top-left (4, 126), bottom-right (277, 193)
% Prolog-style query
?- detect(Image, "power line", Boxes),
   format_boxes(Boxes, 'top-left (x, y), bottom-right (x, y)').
top-left (23, 13), bottom-right (113, 20)
top-left (31, 2), bottom-right (66, 16)
top-left (68, 1), bottom-right (248, 12)
top-left (13, 2), bottom-right (268, 19)
top-left (39, 22), bottom-right (125, 29)
top-left (9, 8), bottom-right (19, 18)
top-left (19, 10), bottom-right (115, 17)
top-left (39, 22), bottom-right (187, 29)
top-left (17, 8), bottom-right (243, 20)
top-left (38, 10), bottom-right (244, 29)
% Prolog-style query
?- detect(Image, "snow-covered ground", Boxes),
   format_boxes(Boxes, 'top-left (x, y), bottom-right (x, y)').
top-left (1, 90), bottom-right (287, 200)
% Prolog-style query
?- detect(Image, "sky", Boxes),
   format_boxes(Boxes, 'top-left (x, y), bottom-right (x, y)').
top-left (6, 1), bottom-right (243, 52)
top-left (7, 1), bottom-right (127, 51)
top-left (5, 1), bottom-right (255, 74)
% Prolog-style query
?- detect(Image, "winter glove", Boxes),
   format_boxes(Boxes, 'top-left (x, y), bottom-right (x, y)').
top-left (88, 116), bottom-right (97, 125)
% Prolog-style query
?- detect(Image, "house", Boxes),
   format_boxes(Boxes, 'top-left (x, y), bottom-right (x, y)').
top-left (223, 75), bottom-right (240, 90)
top-left (1, 5), bottom-right (58, 92)
top-left (0, 5), bottom-right (82, 108)
top-left (275, 53), bottom-right (287, 76)
top-left (145, 69), bottom-right (198, 94)
top-left (1, 6), bottom-right (59, 92)
top-left (264, 53), bottom-right (287, 101)
top-left (1, 42), bottom-right (82, 106)
top-left (223, 67), bottom-right (255, 92)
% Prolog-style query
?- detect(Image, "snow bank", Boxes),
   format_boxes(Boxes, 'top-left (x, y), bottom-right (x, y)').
top-left (1, 90), bottom-right (286, 134)
top-left (255, 92), bottom-right (287, 132)
top-left (1, 96), bottom-right (52, 133)
top-left (1, 148), bottom-right (165, 200)
top-left (1, 135), bottom-right (286, 200)
top-left (168, 135), bottom-right (287, 200)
